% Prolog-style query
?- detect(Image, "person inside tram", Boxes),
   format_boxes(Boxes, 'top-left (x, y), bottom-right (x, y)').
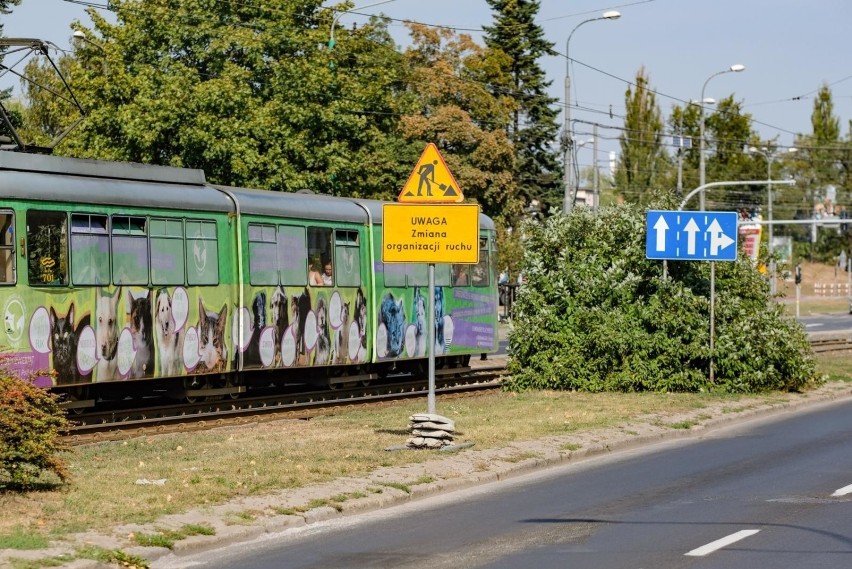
top-left (322, 260), bottom-right (333, 286)
top-left (453, 264), bottom-right (469, 286)
top-left (308, 254), bottom-right (324, 286)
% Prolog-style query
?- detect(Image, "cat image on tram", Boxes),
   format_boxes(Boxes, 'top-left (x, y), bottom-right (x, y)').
top-left (196, 297), bottom-right (228, 373)
top-left (127, 290), bottom-right (154, 378)
top-left (49, 303), bottom-right (90, 385)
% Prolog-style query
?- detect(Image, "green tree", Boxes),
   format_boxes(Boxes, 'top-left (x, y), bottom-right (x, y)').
top-left (667, 94), bottom-right (759, 210)
top-left (19, 2), bottom-right (520, 222)
top-left (50, 0), bottom-right (410, 197)
top-left (399, 23), bottom-right (519, 219)
top-left (702, 95), bottom-right (758, 210)
top-left (483, 0), bottom-right (561, 218)
top-left (15, 53), bottom-right (82, 148)
top-left (801, 85), bottom-right (845, 210)
top-left (786, 85), bottom-right (848, 254)
top-left (615, 67), bottom-right (668, 204)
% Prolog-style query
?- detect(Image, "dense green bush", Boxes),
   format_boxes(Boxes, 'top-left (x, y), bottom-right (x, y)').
top-left (0, 362), bottom-right (70, 489)
top-left (505, 203), bottom-right (818, 393)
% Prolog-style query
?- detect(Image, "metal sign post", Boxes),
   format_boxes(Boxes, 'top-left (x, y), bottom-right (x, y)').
top-left (383, 143), bottom-right (479, 422)
top-left (646, 210), bottom-right (738, 383)
top-left (710, 261), bottom-right (715, 383)
top-left (427, 263), bottom-right (436, 414)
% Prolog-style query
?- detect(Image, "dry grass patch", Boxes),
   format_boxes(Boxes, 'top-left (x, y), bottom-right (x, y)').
top-left (815, 352), bottom-right (852, 383)
top-left (0, 373), bottom-right (846, 545)
top-left (778, 297), bottom-right (849, 316)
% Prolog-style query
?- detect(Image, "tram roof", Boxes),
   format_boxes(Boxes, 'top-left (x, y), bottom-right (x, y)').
top-left (215, 185), bottom-right (369, 223)
top-left (0, 153), bottom-right (495, 229)
top-left (0, 152), bottom-right (232, 213)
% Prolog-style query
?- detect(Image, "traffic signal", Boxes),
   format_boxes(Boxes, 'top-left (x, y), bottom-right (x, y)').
top-left (795, 264), bottom-right (802, 285)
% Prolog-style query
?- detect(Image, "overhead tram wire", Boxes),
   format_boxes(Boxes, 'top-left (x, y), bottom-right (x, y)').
top-left (58, 0), bottom-right (815, 142)
top-left (551, 47), bottom-right (803, 139)
top-left (56, 0), bottom-right (793, 140)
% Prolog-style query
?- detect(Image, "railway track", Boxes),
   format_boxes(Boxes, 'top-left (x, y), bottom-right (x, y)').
top-left (63, 334), bottom-right (848, 443)
top-left (810, 337), bottom-right (852, 353)
top-left (65, 364), bottom-right (508, 445)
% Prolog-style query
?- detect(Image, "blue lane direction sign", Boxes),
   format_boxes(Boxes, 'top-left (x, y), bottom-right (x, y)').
top-left (646, 210), bottom-right (738, 261)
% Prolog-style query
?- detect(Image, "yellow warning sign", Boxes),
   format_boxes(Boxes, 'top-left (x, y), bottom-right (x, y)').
top-left (398, 143), bottom-right (464, 203)
top-left (382, 204), bottom-right (480, 264)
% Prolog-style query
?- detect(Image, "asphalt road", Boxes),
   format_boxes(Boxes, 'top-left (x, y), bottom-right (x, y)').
top-left (183, 399), bottom-right (852, 569)
top-left (799, 313), bottom-right (852, 335)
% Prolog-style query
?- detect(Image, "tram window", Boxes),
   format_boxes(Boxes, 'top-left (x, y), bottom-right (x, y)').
top-left (452, 264), bottom-right (470, 286)
top-left (408, 263), bottom-right (427, 286)
top-left (70, 214), bottom-right (110, 286)
top-left (278, 225), bottom-right (308, 286)
top-left (307, 227), bottom-right (332, 286)
top-left (186, 219), bottom-right (219, 285)
top-left (26, 210), bottom-right (68, 286)
top-left (384, 262), bottom-right (406, 287)
top-left (406, 263), bottom-right (450, 287)
top-left (111, 216), bottom-right (148, 285)
top-left (435, 264), bottom-right (451, 286)
top-left (248, 223), bottom-right (277, 285)
top-left (471, 238), bottom-right (489, 287)
top-left (150, 218), bottom-right (185, 285)
top-left (334, 230), bottom-right (360, 287)
top-left (0, 211), bottom-right (15, 285)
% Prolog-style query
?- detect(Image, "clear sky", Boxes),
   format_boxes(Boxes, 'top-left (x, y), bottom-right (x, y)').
top-left (3, 0), bottom-right (851, 175)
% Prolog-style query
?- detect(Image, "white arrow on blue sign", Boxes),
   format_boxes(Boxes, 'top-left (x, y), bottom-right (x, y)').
top-left (646, 210), bottom-right (738, 261)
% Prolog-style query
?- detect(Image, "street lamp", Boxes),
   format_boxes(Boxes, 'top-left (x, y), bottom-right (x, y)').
top-left (698, 63), bottom-right (745, 210)
top-left (563, 10), bottom-right (621, 214)
top-left (72, 30), bottom-right (101, 49)
top-left (72, 30), bottom-right (108, 74)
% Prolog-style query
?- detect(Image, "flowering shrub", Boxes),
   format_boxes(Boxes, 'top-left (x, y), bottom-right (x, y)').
top-left (505, 203), bottom-right (817, 393)
top-left (0, 360), bottom-right (70, 489)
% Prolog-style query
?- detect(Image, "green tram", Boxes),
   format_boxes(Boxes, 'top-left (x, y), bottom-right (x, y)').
top-left (0, 152), bottom-right (498, 408)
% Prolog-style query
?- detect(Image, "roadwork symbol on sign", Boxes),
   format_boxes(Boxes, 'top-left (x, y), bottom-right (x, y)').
top-left (645, 210), bottom-right (738, 261)
top-left (398, 143), bottom-right (464, 203)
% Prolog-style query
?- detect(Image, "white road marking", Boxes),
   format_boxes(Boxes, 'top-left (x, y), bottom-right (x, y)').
top-left (685, 529), bottom-right (761, 557)
top-left (832, 483), bottom-right (852, 497)
top-left (804, 323), bottom-right (824, 328)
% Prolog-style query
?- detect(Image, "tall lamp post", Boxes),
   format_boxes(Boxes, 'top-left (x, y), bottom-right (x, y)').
top-left (72, 30), bottom-right (108, 75)
top-left (562, 10), bottom-right (621, 214)
top-left (698, 64), bottom-right (745, 210)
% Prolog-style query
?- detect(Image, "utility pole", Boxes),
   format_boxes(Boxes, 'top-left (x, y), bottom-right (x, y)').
top-left (592, 123), bottom-right (599, 211)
